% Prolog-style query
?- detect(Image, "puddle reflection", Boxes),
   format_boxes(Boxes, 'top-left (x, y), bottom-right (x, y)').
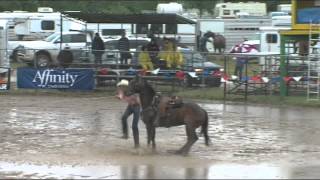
top-left (0, 161), bottom-right (290, 179)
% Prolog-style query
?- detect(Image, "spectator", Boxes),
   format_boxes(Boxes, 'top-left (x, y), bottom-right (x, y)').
top-left (158, 38), bottom-right (184, 69)
top-left (138, 45), bottom-right (154, 71)
top-left (92, 33), bottom-right (105, 64)
top-left (231, 38), bottom-right (248, 81)
top-left (147, 38), bottom-right (160, 67)
top-left (118, 32), bottom-right (131, 64)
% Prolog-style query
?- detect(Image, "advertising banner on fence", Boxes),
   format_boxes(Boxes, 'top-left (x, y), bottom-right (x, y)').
top-left (17, 68), bottom-right (95, 90)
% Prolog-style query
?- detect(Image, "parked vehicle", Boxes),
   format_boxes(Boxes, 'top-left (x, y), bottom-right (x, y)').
top-left (14, 31), bottom-right (93, 67)
top-left (214, 2), bottom-right (267, 18)
top-left (0, 7), bottom-right (85, 41)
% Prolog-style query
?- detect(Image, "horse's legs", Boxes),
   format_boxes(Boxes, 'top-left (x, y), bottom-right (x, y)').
top-left (175, 125), bottom-right (198, 155)
top-left (151, 126), bottom-right (156, 150)
top-left (146, 124), bottom-right (157, 152)
top-left (146, 124), bottom-right (152, 146)
top-left (132, 108), bottom-right (140, 148)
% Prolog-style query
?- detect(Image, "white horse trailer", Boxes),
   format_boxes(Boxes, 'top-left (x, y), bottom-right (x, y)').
top-left (196, 18), bottom-right (272, 51)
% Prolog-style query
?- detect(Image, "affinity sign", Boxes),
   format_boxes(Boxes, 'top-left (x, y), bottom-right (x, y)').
top-left (17, 68), bottom-right (95, 90)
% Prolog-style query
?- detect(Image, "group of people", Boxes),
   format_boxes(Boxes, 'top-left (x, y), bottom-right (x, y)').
top-left (86, 31), bottom-right (186, 71)
top-left (139, 36), bottom-right (184, 71)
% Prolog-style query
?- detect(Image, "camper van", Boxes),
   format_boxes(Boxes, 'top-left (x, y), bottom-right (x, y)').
top-left (214, 2), bottom-right (267, 18)
top-left (0, 7), bottom-right (85, 41)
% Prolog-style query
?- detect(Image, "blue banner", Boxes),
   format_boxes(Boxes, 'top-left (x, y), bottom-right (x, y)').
top-left (17, 68), bottom-right (95, 90)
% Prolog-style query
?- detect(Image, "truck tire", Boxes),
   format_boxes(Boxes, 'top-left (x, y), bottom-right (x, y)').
top-left (36, 53), bottom-right (51, 68)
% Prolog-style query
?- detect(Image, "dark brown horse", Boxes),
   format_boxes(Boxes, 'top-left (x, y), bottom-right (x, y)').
top-left (128, 75), bottom-right (210, 155)
top-left (206, 32), bottom-right (226, 53)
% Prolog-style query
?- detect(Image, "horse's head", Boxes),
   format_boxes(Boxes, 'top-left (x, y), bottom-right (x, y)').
top-left (128, 75), bottom-right (147, 95)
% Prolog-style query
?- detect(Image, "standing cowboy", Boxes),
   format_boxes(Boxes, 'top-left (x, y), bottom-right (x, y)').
top-left (116, 79), bottom-right (141, 148)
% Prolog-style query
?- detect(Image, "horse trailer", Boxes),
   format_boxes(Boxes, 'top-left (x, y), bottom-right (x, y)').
top-left (196, 18), bottom-right (272, 51)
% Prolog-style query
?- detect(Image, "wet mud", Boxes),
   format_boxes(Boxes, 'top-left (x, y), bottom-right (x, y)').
top-left (0, 95), bottom-right (320, 178)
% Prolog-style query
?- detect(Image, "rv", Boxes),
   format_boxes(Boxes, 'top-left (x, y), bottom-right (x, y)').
top-left (214, 2), bottom-right (267, 18)
top-left (0, 7), bottom-right (85, 41)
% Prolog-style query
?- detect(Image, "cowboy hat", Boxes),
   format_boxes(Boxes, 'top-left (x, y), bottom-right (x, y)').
top-left (117, 79), bottom-right (129, 87)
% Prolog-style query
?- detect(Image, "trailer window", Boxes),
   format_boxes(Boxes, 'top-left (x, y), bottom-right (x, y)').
top-left (266, 34), bottom-right (277, 43)
top-left (223, 10), bottom-right (231, 15)
top-left (41, 20), bottom-right (55, 30)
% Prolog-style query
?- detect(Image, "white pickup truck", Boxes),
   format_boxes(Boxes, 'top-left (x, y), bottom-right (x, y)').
top-left (12, 31), bottom-right (93, 67)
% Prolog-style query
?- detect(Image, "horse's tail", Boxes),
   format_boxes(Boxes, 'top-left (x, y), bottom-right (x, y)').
top-left (201, 110), bottom-right (210, 146)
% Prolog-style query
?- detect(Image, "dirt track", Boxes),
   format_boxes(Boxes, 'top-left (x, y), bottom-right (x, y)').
top-left (0, 94), bottom-right (320, 179)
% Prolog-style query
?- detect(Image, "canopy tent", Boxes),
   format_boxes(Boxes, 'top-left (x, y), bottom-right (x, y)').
top-left (62, 12), bottom-right (196, 24)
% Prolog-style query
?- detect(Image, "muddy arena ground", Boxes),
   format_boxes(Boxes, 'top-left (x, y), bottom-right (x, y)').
top-left (0, 94), bottom-right (320, 179)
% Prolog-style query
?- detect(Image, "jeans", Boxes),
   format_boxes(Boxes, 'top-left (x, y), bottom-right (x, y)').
top-left (234, 64), bottom-right (244, 80)
top-left (122, 104), bottom-right (140, 148)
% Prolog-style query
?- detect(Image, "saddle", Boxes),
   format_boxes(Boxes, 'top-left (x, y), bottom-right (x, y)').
top-left (151, 94), bottom-right (184, 127)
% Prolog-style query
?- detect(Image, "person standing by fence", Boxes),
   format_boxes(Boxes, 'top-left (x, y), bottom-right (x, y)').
top-left (118, 32), bottom-right (131, 64)
top-left (92, 33), bottom-right (105, 65)
top-left (92, 33), bottom-right (105, 64)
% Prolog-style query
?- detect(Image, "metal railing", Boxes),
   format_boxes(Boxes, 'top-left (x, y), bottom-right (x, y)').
top-left (2, 47), bottom-right (317, 98)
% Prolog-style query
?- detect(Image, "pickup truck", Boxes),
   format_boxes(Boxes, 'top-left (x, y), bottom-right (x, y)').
top-left (12, 31), bottom-right (151, 68)
top-left (13, 31), bottom-right (93, 67)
